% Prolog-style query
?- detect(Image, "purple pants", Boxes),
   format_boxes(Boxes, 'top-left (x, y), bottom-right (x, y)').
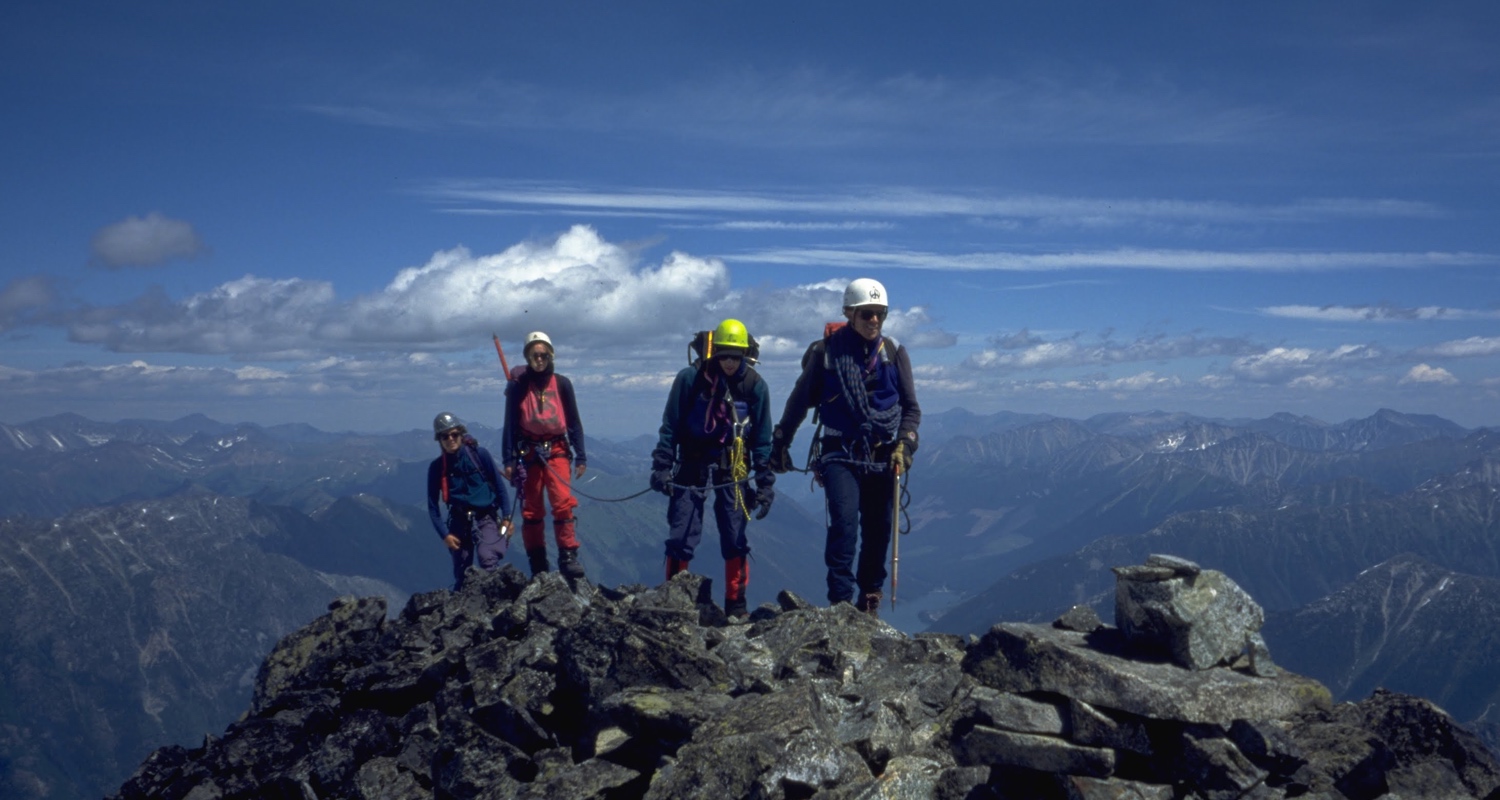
top-left (448, 510), bottom-right (508, 589)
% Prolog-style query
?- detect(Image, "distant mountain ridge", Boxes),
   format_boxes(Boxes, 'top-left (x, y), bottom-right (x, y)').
top-left (2, 407), bottom-right (1495, 799)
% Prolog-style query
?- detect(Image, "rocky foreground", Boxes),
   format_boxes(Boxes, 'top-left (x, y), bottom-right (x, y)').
top-left (112, 559), bottom-right (1500, 799)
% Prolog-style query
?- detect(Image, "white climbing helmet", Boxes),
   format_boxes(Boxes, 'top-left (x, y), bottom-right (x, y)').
top-left (523, 331), bottom-right (554, 356)
top-left (842, 278), bottom-right (888, 309)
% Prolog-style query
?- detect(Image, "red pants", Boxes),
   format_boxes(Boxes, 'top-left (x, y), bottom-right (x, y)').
top-left (520, 441), bottom-right (579, 550)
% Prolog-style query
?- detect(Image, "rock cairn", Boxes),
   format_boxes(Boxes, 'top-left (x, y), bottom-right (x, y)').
top-left (112, 557), bottom-right (1500, 799)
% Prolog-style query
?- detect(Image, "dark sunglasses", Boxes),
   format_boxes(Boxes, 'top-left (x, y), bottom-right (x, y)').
top-left (857, 308), bottom-right (888, 322)
top-left (439, 431), bottom-right (463, 441)
top-left (716, 352), bottom-right (743, 361)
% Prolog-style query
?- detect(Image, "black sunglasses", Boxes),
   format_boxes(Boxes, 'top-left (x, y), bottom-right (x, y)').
top-left (439, 431), bottom-right (463, 441)
top-left (857, 308), bottom-right (887, 322)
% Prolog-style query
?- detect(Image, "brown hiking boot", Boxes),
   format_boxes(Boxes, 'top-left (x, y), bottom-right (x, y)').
top-left (855, 592), bottom-right (882, 618)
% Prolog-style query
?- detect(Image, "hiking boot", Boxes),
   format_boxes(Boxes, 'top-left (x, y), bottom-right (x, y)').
top-left (855, 592), bottom-right (882, 618)
top-left (725, 597), bottom-right (749, 620)
top-left (558, 546), bottom-right (586, 580)
top-left (724, 555), bottom-right (749, 620)
top-left (526, 547), bottom-right (550, 577)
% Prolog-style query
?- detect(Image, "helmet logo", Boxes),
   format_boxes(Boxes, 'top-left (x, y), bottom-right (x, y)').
top-left (869, 288), bottom-right (881, 301)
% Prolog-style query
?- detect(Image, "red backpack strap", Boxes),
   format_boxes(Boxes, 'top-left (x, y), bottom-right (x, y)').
top-left (440, 452), bottom-right (449, 504)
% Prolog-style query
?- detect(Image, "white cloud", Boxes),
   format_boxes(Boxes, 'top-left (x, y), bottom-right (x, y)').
top-left (0, 275), bottom-right (54, 331)
top-left (89, 212), bottom-right (207, 269)
top-left (1400, 364), bottom-right (1459, 385)
top-left (966, 332), bottom-right (1256, 371)
top-left (737, 245), bottom-right (1490, 273)
top-left (63, 226), bottom-right (734, 357)
top-left (1259, 304), bottom-right (1500, 322)
top-left (1287, 374), bottom-right (1341, 390)
top-left (1422, 336), bottom-right (1500, 358)
top-left (1229, 344), bottom-right (1383, 382)
top-left (422, 182), bottom-right (1449, 230)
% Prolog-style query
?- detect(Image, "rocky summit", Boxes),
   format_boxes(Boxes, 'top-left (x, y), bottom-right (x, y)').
top-left (111, 559), bottom-right (1500, 800)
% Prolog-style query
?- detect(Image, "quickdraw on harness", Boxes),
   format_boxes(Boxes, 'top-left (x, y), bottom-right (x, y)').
top-left (728, 402), bottom-right (752, 520)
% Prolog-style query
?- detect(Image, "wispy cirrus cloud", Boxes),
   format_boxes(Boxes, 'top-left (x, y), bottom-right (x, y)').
top-left (964, 331), bottom-right (1257, 371)
top-left (1419, 336), bottom-right (1500, 358)
top-left (304, 67), bottom-right (1294, 148)
top-left (740, 246), bottom-right (1490, 273)
top-left (1259, 303), bottom-right (1500, 322)
top-left (420, 181), bottom-right (1446, 229)
top-left (1229, 344), bottom-right (1385, 383)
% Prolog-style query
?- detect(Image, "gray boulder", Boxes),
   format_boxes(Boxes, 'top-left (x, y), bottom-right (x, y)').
top-left (1114, 554), bottom-right (1267, 671)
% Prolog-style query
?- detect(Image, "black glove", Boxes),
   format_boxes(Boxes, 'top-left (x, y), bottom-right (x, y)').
top-left (769, 426), bottom-right (793, 473)
top-left (753, 484), bottom-right (775, 520)
top-left (650, 467), bottom-right (674, 495)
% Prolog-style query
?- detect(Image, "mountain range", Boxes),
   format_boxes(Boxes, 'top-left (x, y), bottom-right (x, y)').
top-left (2, 407), bottom-right (1498, 799)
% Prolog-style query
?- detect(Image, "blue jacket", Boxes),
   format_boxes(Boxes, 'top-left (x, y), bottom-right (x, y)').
top-left (777, 325), bottom-right (921, 446)
top-left (426, 440), bottom-right (512, 536)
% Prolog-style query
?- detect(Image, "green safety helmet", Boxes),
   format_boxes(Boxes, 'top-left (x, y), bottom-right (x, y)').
top-left (712, 318), bottom-right (750, 352)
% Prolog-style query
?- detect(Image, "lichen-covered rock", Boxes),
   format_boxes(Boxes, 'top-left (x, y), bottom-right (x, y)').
top-left (1114, 555), bottom-right (1265, 670)
top-left (964, 622), bottom-right (1327, 725)
top-left (109, 564), bottom-right (1500, 800)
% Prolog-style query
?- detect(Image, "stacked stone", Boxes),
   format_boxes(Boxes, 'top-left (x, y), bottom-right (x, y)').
top-left (110, 556), bottom-right (1500, 800)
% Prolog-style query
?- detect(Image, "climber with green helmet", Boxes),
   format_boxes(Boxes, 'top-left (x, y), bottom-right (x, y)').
top-left (651, 318), bottom-right (775, 619)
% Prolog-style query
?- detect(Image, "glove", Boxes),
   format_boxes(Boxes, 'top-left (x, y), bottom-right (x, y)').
top-left (892, 442), bottom-right (912, 474)
top-left (753, 484), bottom-right (775, 520)
top-left (650, 467), bottom-right (674, 495)
top-left (769, 426), bottom-right (793, 473)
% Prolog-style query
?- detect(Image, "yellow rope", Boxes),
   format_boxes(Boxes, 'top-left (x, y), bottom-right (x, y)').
top-left (731, 434), bottom-right (751, 520)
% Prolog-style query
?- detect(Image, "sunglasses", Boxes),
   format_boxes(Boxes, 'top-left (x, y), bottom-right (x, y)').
top-left (856, 308), bottom-right (888, 322)
top-left (716, 352), bottom-right (743, 361)
top-left (439, 431), bottom-right (463, 442)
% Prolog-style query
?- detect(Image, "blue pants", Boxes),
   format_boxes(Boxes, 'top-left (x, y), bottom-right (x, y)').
top-left (821, 460), bottom-right (895, 605)
top-left (448, 510), bottom-right (508, 590)
top-left (664, 462), bottom-right (751, 562)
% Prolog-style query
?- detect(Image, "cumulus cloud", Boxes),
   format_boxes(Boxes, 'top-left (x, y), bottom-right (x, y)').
top-left (89, 212), bottom-right (207, 269)
top-left (964, 332), bottom-right (1256, 371)
top-left (1259, 303), bottom-right (1500, 322)
top-left (0, 275), bottom-right (55, 331)
top-left (62, 225), bottom-right (735, 357)
top-left (1400, 364), bottom-right (1459, 385)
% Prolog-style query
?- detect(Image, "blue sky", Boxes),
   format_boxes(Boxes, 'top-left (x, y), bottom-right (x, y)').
top-left (3, 1), bottom-right (1498, 437)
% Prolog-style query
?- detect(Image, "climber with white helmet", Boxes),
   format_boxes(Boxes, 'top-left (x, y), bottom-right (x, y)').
top-left (770, 278), bottom-right (921, 618)
top-left (501, 331), bottom-right (589, 580)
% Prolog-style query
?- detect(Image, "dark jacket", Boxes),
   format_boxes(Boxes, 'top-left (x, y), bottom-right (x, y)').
top-left (777, 326), bottom-right (921, 446)
top-left (653, 359), bottom-right (773, 472)
top-left (427, 441), bottom-right (512, 536)
top-left (500, 368), bottom-right (586, 469)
